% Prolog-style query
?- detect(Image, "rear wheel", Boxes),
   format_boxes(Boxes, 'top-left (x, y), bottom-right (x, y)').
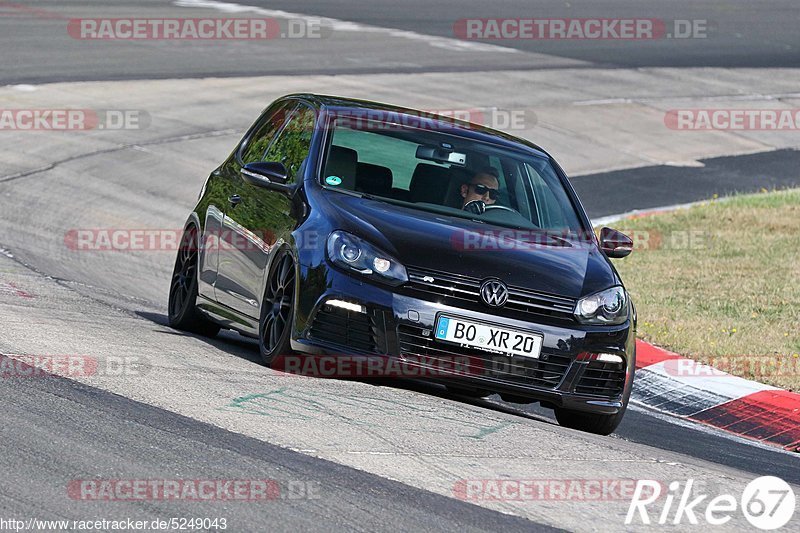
top-left (168, 225), bottom-right (220, 337)
top-left (259, 250), bottom-right (296, 366)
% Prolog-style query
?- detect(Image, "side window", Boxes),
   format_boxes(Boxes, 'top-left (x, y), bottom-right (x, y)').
top-left (239, 101), bottom-right (294, 165)
top-left (525, 162), bottom-right (580, 231)
top-left (505, 160), bottom-right (534, 222)
top-left (488, 156), bottom-right (504, 183)
top-left (488, 155), bottom-right (509, 204)
top-left (264, 104), bottom-right (316, 184)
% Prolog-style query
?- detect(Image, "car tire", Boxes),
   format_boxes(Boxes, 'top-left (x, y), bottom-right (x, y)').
top-left (553, 406), bottom-right (627, 435)
top-left (258, 249), bottom-right (296, 367)
top-left (554, 383), bottom-right (631, 436)
top-left (168, 225), bottom-right (220, 337)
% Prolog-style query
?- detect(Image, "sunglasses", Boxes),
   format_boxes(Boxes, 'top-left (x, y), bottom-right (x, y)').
top-left (469, 183), bottom-right (499, 200)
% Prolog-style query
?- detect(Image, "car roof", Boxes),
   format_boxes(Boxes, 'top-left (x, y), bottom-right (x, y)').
top-left (282, 93), bottom-right (552, 159)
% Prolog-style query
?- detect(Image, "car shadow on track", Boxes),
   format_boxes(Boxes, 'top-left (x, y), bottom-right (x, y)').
top-left (136, 311), bottom-right (559, 428)
top-left (136, 311), bottom-right (262, 365)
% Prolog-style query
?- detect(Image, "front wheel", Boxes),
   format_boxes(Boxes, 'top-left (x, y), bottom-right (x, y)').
top-left (553, 405), bottom-right (627, 435)
top-left (554, 381), bottom-right (631, 435)
top-left (168, 225), bottom-right (220, 337)
top-left (258, 250), bottom-right (296, 366)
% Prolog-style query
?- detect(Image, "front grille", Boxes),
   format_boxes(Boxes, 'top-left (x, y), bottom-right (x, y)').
top-left (404, 266), bottom-right (576, 323)
top-left (308, 305), bottom-right (381, 353)
top-left (397, 324), bottom-right (572, 389)
top-left (575, 361), bottom-right (626, 397)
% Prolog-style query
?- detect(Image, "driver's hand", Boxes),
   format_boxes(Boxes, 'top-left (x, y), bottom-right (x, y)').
top-left (463, 200), bottom-right (486, 214)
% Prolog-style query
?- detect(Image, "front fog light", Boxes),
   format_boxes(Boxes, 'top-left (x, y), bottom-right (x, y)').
top-left (325, 299), bottom-right (366, 314)
top-left (597, 353), bottom-right (624, 364)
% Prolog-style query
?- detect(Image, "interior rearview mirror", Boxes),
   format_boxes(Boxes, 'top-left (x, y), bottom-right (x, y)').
top-left (415, 145), bottom-right (466, 167)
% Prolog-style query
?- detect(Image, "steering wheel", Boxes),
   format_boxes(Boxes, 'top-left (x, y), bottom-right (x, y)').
top-left (463, 201), bottom-right (521, 216)
top-left (484, 204), bottom-right (520, 214)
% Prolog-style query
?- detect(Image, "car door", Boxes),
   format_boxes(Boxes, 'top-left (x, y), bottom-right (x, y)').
top-left (215, 101), bottom-right (316, 318)
top-left (212, 100), bottom-right (295, 314)
top-left (196, 166), bottom-right (228, 303)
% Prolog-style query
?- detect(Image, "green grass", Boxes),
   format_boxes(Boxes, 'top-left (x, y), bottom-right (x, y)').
top-left (610, 189), bottom-right (800, 390)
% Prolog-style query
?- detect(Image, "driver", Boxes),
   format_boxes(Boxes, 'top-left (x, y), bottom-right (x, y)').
top-left (461, 166), bottom-right (499, 213)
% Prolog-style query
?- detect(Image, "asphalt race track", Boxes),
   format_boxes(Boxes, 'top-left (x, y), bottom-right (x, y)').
top-left (5, 0), bottom-right (800, 84)
top-left (1, 1), bottom-right (799, 531)
top-left (240, 0), bottom-right (800, 69)
top-left (0, 354), bottom-right (554, 532)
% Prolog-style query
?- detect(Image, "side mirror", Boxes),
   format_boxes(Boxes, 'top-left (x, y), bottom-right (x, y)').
top-left (599, 227), bottom-right (633, 258)
top-left (241, 162), bottom-right (292, 192)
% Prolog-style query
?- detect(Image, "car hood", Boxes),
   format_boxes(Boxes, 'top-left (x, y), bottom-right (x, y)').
top-left (321, 193), bottom-right (619, 299)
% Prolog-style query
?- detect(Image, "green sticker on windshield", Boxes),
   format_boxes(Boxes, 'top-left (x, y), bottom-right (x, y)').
top-left (325, 175), bottom-right (342, 186)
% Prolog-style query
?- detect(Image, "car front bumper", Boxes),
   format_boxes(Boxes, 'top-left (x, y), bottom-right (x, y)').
top-left (290, 263), bottom-right (636, 415)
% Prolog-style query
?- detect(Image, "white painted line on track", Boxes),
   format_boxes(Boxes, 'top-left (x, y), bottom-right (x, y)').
top-left (592, 198), bottom-right (726, 227)
top-left (174, 0), bottom-right (520, 54)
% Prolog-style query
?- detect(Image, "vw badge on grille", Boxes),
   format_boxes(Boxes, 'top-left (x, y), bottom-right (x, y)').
top-left (480, 279), bottom-right (509, 307)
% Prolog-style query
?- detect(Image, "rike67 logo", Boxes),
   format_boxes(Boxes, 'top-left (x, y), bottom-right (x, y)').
top-left (627, 476), bottom-right (796, 529)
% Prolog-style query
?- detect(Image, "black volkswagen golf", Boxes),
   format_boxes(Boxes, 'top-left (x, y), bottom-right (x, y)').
top-left (168, 94), bottom-right (637, 435)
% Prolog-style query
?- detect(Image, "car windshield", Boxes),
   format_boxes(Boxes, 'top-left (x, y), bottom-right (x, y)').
top-left (321, 116), bottom-right (587, 236)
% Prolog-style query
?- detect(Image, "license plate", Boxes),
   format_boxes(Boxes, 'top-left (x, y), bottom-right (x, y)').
top-left (434, 315), bottom-right (543, 359)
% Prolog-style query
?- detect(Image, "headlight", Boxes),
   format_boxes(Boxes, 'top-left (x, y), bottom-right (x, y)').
top-left (574, 286), bottom-right (628, 325)
top-left (326, 230), bottom-right (408, 286)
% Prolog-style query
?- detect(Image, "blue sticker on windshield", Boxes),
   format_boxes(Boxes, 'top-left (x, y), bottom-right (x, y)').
top-left (325, 175), bottom-right (342, 186)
